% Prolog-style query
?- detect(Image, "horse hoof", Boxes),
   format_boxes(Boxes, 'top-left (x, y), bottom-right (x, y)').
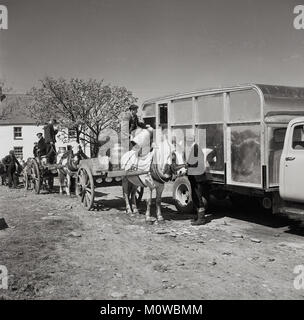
top-left (157, 219), bottom-right (165, 224)
top-left (145, 220), bottom-right (154, 225)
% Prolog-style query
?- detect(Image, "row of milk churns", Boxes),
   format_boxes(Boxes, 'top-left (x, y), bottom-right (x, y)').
top-left (97, 128), bottom-right (152, 171)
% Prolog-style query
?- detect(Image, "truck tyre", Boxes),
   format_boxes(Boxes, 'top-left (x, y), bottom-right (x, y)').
top-left (172, 176), bottom-right (193, 214)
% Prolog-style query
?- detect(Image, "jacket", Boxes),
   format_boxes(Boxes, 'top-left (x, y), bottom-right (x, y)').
top-left (44, 124), bottom-right (58, 144)
top-left (125, 113), bottom-right (147, 133)
top-left (37, 137), bottom-right (47, 156)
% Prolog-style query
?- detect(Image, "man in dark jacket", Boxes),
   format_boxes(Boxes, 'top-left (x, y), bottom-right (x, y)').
top-left (2, 150), bottom-right (21, 188)
top-left (44, 118), bottom-right (58, 164)
top-left (36, 132), bottom-right (47, 157)
top-left (186, 139), bottom-right (209, 225)
top-left (43, 118), bottom-right (58, 192)
top-left (127, 104), bottom-right (147, 134)
top-left (33, 142), bottom-right (38, 158)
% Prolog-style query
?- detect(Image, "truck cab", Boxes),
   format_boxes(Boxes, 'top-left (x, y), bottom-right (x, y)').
top-left (280, 117), bottom-right (304, 202)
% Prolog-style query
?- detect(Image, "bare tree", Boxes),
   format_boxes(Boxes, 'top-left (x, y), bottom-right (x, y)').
top-left (28, 77), bottom-right (137, 156)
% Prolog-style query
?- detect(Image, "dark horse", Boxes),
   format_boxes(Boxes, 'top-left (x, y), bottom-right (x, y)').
top-left (57, 144), bottom-right (88, 195)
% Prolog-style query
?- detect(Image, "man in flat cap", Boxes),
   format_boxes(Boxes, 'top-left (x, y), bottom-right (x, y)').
top-left (127, 104), bottom-right (148, 134)
top-left (36, 132), bottom-right (47, 157)
top-left (43, 118), bottom-right (58, 192)
top-left (44, 118), bottom-right (58, 164)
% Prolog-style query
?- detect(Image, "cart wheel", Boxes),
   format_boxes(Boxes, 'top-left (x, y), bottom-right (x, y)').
top-left (76, 167), bottom-right (95, 210)
top-left (30, 159), bottom-right (41, 194)
top-left (136, 187), bottom-right (144, 204)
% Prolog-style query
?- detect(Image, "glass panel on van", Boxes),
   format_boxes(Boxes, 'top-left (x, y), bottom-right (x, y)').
top-left (229, 90), bottom-right (260, 122)
top-left (142, 103), bottom-right (156, 117)
top-left (197, 124), bottom-right (224, 171)
top-left (230, 125), bottom-right (261, 184)
top-left (159, 104), bottom-right (168, 126)
top-left (197, 94), bottom-right (224, 123)
top-left (171, 126), bottom-right (193, 161)
top-left (172, 98), bottom-right (193, 125)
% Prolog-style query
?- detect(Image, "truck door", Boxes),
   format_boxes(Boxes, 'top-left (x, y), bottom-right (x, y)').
top-left (280, 119), bottom-right (304, 202)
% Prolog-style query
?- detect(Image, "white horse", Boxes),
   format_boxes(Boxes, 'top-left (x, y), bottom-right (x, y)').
top-left (121, 130), bottom-right (186, 224)
top-left (57, 144), bottom-right (87, 195)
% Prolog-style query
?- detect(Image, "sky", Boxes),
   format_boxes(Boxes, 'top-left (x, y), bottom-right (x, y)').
top-left (0, 0), bottom-right (303, 104)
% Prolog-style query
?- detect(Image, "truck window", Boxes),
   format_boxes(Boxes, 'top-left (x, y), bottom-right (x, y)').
top-left (159, 104), bottom-right (168, 126)
top-left (292, 125), bottom-right (304, 149)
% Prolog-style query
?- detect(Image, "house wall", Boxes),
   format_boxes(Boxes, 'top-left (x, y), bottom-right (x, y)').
top-left (0, 124), bottom-right (90, 160)
top-left (0, 124), bottom-right (43, 160)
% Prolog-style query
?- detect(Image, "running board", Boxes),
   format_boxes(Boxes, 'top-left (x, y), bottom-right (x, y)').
top-left (278, 206), bottom-right (304, 219)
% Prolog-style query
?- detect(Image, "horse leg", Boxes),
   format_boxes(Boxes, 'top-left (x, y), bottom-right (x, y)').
top-left (155, 182), bottom-right (165, 223)
top-left (130, 185), bottom-right (140, 216)
top-left (122, 177), bottom-right (132, 214)
top-left (58, 171), bottom-right (64, 195)
top-left (66, 173), bottom-right (71, 196)
top-left (145, 188), bottom-right (153, 223)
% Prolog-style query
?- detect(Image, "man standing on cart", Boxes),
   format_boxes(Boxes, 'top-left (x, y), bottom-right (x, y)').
top-left (44, 118), bottom-right (58, 192)
top-left (127, 104), bottom-right (148, 138)
top-left (44, 118), bottom-right (58, 163)
top-left (36, 132), bottom-right (47, 157)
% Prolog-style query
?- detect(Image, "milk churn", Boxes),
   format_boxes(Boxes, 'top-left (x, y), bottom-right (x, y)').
top-left (110, 143), bottom-right (123, 170)
top-left (131, 128), bottom-right (153, 156)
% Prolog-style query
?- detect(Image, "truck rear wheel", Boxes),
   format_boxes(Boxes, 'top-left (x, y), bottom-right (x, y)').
top-left (172, 176), bottom-right (193, 214)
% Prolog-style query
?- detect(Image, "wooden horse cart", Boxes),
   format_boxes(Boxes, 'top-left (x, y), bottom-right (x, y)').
top-left (23, 157), bottom-right (64, 194)
top-left (76, 158), bottom-right (146, 210)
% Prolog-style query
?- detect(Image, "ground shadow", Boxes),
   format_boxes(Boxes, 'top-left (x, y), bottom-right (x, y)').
top-left (17, 182), bottom-right (304, 235)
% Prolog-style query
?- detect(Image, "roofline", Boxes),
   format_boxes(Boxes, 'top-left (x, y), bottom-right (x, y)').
top-left (141, 83), bottom-right (304, 105)
top-left (141, 84), bottom-right (255, 105)
top-left (0, 122), bottom-right (38, 126)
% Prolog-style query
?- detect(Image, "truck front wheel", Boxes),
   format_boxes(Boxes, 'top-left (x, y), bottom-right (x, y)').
top-left (172, 176), bottom-right (193, 214)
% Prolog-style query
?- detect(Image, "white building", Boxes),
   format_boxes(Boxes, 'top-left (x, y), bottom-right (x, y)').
top-left (0, 93), bottom-right (88, 160)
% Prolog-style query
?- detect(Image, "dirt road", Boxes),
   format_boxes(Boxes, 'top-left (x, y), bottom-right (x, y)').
top-left (1, 183), bottom-right (304, 300)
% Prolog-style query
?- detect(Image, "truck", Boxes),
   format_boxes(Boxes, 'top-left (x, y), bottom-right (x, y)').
top-left (140, 84), bottom-right (304, 221)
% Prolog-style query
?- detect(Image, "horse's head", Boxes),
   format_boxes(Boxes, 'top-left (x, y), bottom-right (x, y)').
top-left (153, 139), bottom-right (186, 180)
top-left (65, 144), bottom-right (87, 170)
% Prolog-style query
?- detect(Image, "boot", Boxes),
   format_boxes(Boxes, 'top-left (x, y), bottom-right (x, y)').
top-left (191, 208), bottom-right (207, 226)
top-left (191, 208), bottom-right (199, 223)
